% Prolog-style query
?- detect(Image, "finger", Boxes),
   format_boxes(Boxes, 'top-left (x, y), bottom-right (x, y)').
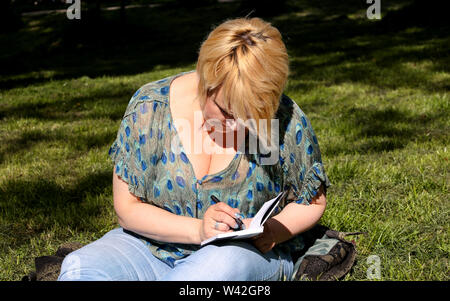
top-left (214, 212), bottom-right (240, 230)
top-left (242, 218), bottom-right (252, 230)
top-left (214, 202), bottom-right (241, 220)
top-left (212, 221), bottom-right (230, 232)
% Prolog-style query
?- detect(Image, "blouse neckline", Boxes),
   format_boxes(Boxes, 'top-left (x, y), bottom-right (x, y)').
top-left (166, 70), bottom-right (243, 185)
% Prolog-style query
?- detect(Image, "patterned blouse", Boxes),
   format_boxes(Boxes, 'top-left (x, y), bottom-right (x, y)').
top-left (108, 69), bottom-right (331, 267)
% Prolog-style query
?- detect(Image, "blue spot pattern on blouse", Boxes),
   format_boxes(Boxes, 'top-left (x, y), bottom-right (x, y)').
top-left (108, 70), bottom-right (331, 267)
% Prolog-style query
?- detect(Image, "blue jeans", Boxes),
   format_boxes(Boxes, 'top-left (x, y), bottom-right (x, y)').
top-left (57, 227), bottom-right (294, 281)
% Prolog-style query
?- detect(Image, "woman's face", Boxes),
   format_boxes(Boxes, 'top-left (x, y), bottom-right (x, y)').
top-left (201, 87), bottom-right (239, 134)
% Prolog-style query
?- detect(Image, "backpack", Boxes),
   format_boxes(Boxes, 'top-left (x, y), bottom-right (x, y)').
top-left (291, 224), bottom-right (367, 281)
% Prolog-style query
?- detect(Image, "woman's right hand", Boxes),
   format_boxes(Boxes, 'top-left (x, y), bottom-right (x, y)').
top-left (199, 202), bottom-right (242, 242)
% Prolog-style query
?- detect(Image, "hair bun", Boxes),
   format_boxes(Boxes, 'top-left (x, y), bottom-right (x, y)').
top-left (234, 29), bottom-right (269, 47)
top-left (235, 29), bottom-right (256, 46)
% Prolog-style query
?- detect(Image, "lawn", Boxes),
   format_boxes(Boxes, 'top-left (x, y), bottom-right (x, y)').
top-left (0, 0), bottom-right (448, 281)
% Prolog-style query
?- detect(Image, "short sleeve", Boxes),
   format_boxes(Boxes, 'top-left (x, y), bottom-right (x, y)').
top-left (108, 87), bottom-right (159, 202)
top-left (281, 100), bottom-right (331, 206)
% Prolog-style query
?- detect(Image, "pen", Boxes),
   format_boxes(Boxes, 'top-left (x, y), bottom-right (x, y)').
top-left (210, 195), bottom-right (245, 231)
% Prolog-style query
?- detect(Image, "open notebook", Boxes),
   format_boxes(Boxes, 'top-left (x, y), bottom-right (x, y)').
top-left (200, 190), bottom-right (289, 246)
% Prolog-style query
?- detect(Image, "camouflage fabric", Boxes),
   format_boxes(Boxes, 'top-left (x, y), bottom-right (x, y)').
top-left (291, 226), bottom-right (366, 281)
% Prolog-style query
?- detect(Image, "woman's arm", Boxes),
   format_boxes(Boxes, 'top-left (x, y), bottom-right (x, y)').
top-left (248, 185), bottom-right (327, 253)
top-left (113, 170), bottom-right (239, 245)
top-left (113, 170), bottom-right (203, 244)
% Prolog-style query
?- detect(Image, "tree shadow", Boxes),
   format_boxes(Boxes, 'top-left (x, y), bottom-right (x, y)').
top-left (0, 83), bottom-right (132, 121)
top-left (0, 124), bottom-right (118, 165)
top-left (325, 106), bottom-right (448, 156)
top-left (0, 1), bottom-right (244, 90)
top-left (1, 0), bottom-right (447, 91)
top-left (273, 1), bottom-right (449, 93)
top-left (0, 86), bottom-right (134, 164)
top-left (0, 170), bottom-right (113, 231)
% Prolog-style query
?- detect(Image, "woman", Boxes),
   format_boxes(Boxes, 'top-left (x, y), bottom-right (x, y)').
top-left (58, 17), bottom-right (330, 281)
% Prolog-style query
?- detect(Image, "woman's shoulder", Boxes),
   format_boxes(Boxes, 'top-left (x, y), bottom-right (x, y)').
top-left (276, 94), bottom-right (330, 205)
top-left (276, 93), bottom-right (314, 140)
top-left (278, 93), bottom-right (310, 122)
top-left (122, 76), bottom-right (174, 119)
top-left (276, 93), bottom-right (322, 161)
top-left (135, 76), bottom-right (174, 100)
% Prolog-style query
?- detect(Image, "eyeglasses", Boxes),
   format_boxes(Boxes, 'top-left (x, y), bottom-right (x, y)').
top-left (205, 93), bottom-right (254, 135)
top-left (212, 95), bottom-right (235, 121)
top-left (205, 94), bottom-right (236, 132)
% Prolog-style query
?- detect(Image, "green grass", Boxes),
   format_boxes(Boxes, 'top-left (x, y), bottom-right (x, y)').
top-left (0, 0), bottom-right (448, 280)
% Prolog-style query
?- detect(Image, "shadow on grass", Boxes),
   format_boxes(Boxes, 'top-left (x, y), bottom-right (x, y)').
top-left (0, 83), bottom-right (132, 121)
top-left (326, 106), bottom-right (448, 156)
top-left (0, 169), bottom-right (113, 231)
top-left (0, 124), bottom-right (117, 165)
top-left (274, 1), bottom-right (449, 93)
top-left (0, 84), bottom-right (135, 164)
top-left (0, 1), bottom-right (251, 90)
top-left (1, 0), bottom-right (448, 91)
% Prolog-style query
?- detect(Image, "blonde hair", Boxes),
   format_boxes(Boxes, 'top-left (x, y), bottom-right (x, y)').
top-left (195, 17), bottom-right (289, 146)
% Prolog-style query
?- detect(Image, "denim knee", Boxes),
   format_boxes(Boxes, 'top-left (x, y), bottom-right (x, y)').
top-left (58, 249), bottom-right (112, 281)
top-left (163, 241), bottom-right (292, 281)
top-left (58, 227), bottom-right (173, 281)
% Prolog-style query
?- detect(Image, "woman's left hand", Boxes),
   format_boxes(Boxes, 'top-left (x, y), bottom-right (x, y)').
top-left (241, 218), bottom-right (277, 254)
